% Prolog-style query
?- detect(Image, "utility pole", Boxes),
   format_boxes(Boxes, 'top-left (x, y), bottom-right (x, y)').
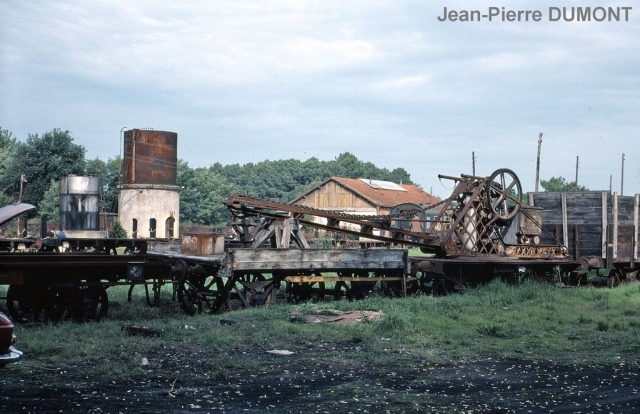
top-left (621, 153), bottom-right (625, 196)
top-left (472, 152), bottom-right (476, 176)
top-left (575, 156), bottom-right (579, 188)
top-left (610, 175), bottom-right (612, 194)
top-left (535, 132), bottom-right (543, 192)
top-left (119, 127), bottom-right (127, 186)
top-left (18, 174), bottom-right (26, 203)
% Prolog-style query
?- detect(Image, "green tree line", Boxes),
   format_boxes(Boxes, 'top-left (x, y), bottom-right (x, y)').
top-left (1, 126), bottom-right (591, 228)
top-left (0, 127), bottom-right (415, 227)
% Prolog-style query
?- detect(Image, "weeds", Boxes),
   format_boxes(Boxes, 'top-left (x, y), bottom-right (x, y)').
top-left (3, 281), bottom-right (640, 372)
top-left (477, 322), bottom-right (507, 338)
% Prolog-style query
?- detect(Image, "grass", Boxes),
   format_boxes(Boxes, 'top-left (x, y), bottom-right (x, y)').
top-left (2, 280), bottom-right (640, 379)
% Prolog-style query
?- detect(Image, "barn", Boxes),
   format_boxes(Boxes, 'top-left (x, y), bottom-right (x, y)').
top-left (290, 177), bottom-right (439, 242)
top-left (291, 176), bottom-right (438, 215)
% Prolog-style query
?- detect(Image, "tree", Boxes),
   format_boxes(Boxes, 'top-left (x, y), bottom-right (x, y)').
top-left (540, 176), bottom-right (588, 192)
top-left (86, 156), bottom-right (122, 213)
top-left (209, 152), bottom-right (414, 203)
top-left (0, 127), bottom-right (17, 205)
top-left (178, 161), bottom-right (237, 226)
top-left (10, 129), bottom-right (85, 207)
top-left (38, 180), bottom-right (59, 220)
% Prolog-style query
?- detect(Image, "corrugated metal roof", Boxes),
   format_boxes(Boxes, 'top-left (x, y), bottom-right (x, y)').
top-left (0, 203), bottom-right (36, 226)
top-left (291, 176), bottom-right (439, 208)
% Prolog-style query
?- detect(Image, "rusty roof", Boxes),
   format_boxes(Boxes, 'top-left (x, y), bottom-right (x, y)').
top-left (291, 176), bottom-right (439, 208)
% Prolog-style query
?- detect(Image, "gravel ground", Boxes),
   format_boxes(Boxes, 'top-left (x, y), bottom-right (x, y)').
top-left (2, 347), bottom-right (639, 413)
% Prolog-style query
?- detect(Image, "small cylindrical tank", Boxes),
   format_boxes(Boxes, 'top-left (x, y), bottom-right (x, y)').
top-left (59, 176), bottom-right (101, 231)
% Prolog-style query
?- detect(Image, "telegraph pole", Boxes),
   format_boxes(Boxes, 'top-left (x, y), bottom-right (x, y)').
top-left (472, 152), bottom-right (476, 176)
top-left (535, 132), bottom-right (543, 192)
top-left (575, 156), bottom-right (579, 188)
top-left (621, 153), bottom-right (625, 196)
top-left (119, 127), bottom-right (127, 185)
top-left (610, 175), bottom-right (613, 194)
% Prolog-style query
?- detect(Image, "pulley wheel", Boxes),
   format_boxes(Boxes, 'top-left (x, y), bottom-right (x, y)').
top-left (485, 168), bottom-right (522, 221)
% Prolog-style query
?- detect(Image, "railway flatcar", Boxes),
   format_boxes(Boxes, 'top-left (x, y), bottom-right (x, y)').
top-left (0, 203), bottom-right (172, 323)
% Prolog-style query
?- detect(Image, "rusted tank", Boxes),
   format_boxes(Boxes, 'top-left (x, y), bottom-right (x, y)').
top-left (59, 176), bottom-right (101, 231)
top-left (122, 129), bottom-right (177, 185)
top-left (182, 232), bottom-right (225, 255)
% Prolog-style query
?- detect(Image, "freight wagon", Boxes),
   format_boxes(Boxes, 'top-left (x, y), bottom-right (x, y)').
top-left (528, 191), bottom-right (639, 285)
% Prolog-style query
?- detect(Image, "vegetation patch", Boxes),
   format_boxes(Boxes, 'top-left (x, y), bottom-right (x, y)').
top-left (1, 281), bottom-right (640, 412)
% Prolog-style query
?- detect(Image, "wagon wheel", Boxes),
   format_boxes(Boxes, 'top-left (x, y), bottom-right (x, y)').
top-left (286, 281), bottom-right (325, 303)
top-left (380, 277), bottom-right (405, 297)
top-left (332, 280), bottom-right (349, 300)
top-left (45, 286), bottom-right (109, 322)
top-left (177, 275), bottom-right (225, 315)
top-left (71, 286), bottom-right (109, 322)
top-left (170, 259), bottom-right (189, 302)
top-left (6, 285), bottom-right (51, 323)
top-left (485, 168), bottom-right (522, 221)
top-left (224, 273), bottom-right (276, 310)
top-left (349, 271), bottom-right (377, 300)
top-left (143, 280), bottom-right (163, 307)
top-left (124, 245), bottom-right (142, 255)
top-left (431, 274), bottom-right (451, 296)
top-left (230, 212), bottom-right (258, 242)
top-left (606, 268), bottom-right (624, 288)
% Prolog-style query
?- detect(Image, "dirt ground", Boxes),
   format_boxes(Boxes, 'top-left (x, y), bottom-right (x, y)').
top-left (1, 345), bottom-right (639, 413)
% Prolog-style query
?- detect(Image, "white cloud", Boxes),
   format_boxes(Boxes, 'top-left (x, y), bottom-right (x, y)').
top-left (0, 0), bottom-right (638, 195)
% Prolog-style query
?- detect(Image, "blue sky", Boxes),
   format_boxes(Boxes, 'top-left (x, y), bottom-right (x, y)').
top-left (1, 0), bottom-right (639, 198)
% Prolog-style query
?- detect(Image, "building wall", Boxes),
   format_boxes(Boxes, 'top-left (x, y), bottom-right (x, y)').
top-left (293, 181), bottom-right (380, 237)
top-left (294, 181), bottom-right (377, 213)
top-left (118, 185), bottom-right (180, 239)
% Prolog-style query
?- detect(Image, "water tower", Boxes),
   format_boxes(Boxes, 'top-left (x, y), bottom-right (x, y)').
top-left (118, 129), bottom-right (180, 239)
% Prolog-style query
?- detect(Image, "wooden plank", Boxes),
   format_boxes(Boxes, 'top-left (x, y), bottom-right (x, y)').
top-left (223, 248), bottom-right (407, 273)
top-left (529, 192), bottom-right (604, 225)
top-left (285, 275), bottom-right (408, 283)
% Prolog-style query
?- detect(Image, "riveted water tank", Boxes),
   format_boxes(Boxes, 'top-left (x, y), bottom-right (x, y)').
top-left (122, 129), bottom-right (177, 185)
top-left (59, 176), bottom-right (101, 231)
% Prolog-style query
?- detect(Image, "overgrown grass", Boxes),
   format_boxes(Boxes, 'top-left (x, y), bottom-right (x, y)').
top-left (2, 280), bottom-right (640, 379)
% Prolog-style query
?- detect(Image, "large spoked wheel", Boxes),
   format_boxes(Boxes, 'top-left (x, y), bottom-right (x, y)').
top-left (7, 284), bottom-right (108, 323)
top-left (486, 168), bottom-right (522, 221)
top-left (286, 281), bottom-right (325, 304)
top-left (229, 211), bottom-right (258, 242)
top-left (223, 273), bottom-right (277, 311)
top-left (71, 286), bottom-right (109, 322)
top-left (6, 285), bottom-right (51, 323)
top-left (177, 275), bottom-right (224, 315)
top-left (348, 271), bottom-right (377, 300)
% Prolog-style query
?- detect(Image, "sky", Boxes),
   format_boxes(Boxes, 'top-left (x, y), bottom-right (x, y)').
top-left (1, 0), bottom-right (639, 199)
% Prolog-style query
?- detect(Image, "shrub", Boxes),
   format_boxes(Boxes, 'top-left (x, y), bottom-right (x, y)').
top-left (109, 221), bottom-right (128, 238)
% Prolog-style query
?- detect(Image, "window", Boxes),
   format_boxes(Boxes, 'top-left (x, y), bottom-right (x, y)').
top-left (165, 216), bottom-right (175, 239)
top-left (149, 218), bottom-right (156, 238)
